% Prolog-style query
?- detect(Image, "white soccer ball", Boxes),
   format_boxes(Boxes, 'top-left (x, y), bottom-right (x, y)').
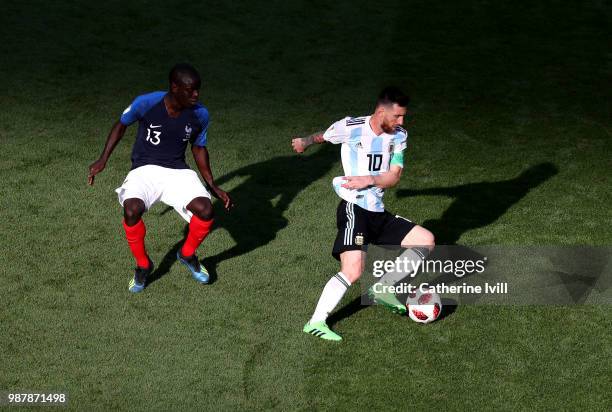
top-left (406, 288), bottom-right (442, 324)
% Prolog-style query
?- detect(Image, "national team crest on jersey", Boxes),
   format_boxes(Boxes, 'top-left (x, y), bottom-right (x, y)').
top-left (355, 234), bottom-right (364, 246)
top-left (184, 124), bottom-right (193, 141)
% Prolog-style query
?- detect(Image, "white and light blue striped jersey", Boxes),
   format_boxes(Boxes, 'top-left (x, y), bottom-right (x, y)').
top-left (323, 116), bottom-right (407, 212)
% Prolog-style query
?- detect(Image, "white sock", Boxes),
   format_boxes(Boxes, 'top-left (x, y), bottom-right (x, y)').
top-left (379, 248), bottom-right (428, 286)
top-left (310, 272), bottom-right (351, 323)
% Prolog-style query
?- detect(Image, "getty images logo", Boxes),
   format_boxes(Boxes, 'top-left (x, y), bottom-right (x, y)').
top-left (372, 256), bottom-right (487, 278)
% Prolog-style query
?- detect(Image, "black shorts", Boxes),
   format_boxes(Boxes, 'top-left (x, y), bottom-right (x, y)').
top-left (332, 200), bottom-right (417, 260)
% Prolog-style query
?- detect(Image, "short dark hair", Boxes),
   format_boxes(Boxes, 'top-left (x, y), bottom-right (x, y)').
top-left (169, 63), bottom-right (200, 86)
top-left (376, 86), bottom-right (410, 108)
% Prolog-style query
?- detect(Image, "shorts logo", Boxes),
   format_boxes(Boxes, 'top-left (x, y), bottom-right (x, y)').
top-left (355, 234), bottom-right (364, 246)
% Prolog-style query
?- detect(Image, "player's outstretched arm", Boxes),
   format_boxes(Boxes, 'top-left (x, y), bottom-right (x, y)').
top-left (88, 121), bottom-right (127, 185)
top-left (341, 166), bottom-right (403, 190)
top-left (291, 133), bottom-right (325, 153)
top-left (192, 145), bottom-right (234, 210)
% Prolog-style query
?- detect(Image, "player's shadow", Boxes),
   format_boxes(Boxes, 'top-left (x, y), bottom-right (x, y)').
top-left (147, 145), bottom-right (338, 284)
top-left (145, 225), bottom-right (210, 286)
top-left (397, 162), bottom-right (559, 245)
top-left (329, 162), bottom-right (558, 323)
top-left (202, 145), bottom-right (337, 270)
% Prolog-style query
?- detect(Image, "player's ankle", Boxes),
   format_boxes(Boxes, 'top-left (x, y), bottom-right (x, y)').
top-left (137, 259), bottom-right (152, 270)
top-left (309, 318), bottom-right (327, 325)
top-left (178, 250), bottom-right (194, 260)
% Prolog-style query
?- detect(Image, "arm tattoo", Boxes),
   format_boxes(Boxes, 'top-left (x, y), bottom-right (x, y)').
top-left (302, 133), bottom-right (324, 147)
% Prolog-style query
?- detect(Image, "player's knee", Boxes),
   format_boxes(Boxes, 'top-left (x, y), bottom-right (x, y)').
top-left (421, 229), bottom-right (435, 250)
top-left (188, 197), bottom-right (214, 221)
top-left (401, 226), bottom-right (435, 250)
top-left (123, 199), bottom-right (145, 226)
top-left (195, 207), bottom-right (214, 221)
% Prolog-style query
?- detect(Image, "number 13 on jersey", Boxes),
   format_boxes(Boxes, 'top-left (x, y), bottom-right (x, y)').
top-left (146, 127), bottom-right (161, 145)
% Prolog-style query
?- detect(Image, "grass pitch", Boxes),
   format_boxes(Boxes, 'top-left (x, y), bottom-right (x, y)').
top-left (1, 0), bottom-right (610, 410)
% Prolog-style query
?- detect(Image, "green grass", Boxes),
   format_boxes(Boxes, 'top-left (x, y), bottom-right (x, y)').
top-left (1, 0), bottom-right (611, 410)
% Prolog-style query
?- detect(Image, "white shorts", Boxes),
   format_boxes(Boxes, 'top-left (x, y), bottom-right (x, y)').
top-left (115, 165), bottom-right (211, 222)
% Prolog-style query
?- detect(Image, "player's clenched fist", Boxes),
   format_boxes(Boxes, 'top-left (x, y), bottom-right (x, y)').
top-left (292, 134), bottom-right (324, 154)
top-left (291, 137), bottom-right (307, 153)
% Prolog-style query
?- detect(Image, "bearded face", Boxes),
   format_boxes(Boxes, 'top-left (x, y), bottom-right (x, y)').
top-left (380, 103), bottom-right (407, 133)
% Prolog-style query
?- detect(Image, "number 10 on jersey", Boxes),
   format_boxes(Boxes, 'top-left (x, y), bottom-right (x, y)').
top-left (367, 154), bottom-right (383, 171)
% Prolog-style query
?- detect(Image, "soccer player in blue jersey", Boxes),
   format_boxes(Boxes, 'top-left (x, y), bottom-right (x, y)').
top-left (292, 87), bottom-right (435, 341)
top-left (88, 63), bottom-right (232, 293)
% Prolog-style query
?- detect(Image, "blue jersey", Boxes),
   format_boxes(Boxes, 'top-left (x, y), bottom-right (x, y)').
top-left (120, 91), bottom-right (209, 170)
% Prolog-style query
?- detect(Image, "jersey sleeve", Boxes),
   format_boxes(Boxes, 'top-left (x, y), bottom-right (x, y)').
top-left (393, 126), bottom-right (408, 153)
top-left (192, 106), bottom-right (210, 147)
top-left (390, 127), bottom-right (408, 168)
top-left (119, 91), bottom-right (165, 126)
top-left (322, 117), bottom-right (350, 144)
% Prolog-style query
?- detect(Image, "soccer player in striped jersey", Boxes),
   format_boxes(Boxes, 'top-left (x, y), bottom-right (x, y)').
top-left (88, 64), bottom-right (233, 293)
top-left (292, 87), bottom-right (435, 341)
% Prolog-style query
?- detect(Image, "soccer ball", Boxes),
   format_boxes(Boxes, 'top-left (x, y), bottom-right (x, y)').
top-left (406, 288), bottom-right (442, 324)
